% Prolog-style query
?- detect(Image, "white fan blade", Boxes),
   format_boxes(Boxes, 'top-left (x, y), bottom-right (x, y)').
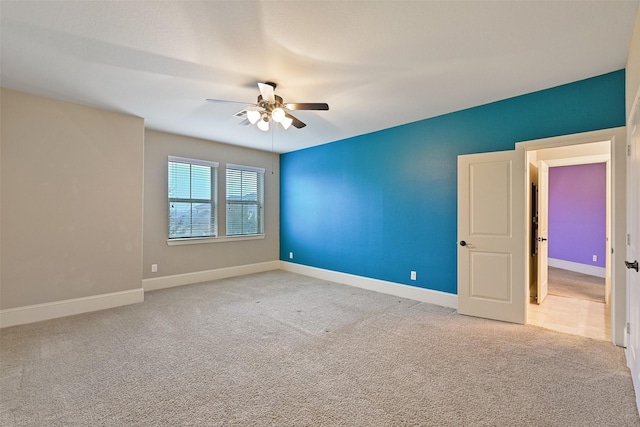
top-left (206, 98), bottom-right (251, 105)
top-left (257, 83), bottom-right (275, 103)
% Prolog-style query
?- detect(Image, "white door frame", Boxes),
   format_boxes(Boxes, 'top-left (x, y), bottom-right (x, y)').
top-left (536, 159), bottom-right (550, 305)
top-left (516, 127), bottom-right (627, 346)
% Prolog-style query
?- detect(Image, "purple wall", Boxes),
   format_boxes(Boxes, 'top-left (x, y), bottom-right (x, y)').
top-left (548, 163), bottom-right (606, 267)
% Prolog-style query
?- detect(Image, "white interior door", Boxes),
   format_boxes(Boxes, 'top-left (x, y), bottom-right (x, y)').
top-left (458, 149), bottom-right (526, 324)
top-left (536, 160), bottom-right (549, 304)
top-left (626, 93), bottom-right (640, 413)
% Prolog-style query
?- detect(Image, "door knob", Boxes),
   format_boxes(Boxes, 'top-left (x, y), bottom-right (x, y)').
top-left (537, 237), bottom-right (547, 242)
top-left (459, 241), bottom-right (467, 247)
top-left (626, 260), bottom-right (639, 272)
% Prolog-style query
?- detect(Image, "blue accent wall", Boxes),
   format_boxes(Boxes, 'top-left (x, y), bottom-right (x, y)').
top-left (280, 70), bottom-right (625, 295)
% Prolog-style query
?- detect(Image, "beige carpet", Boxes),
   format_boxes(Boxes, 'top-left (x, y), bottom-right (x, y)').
top-left (1, 271), bottom-right (638, 426)
top-left (548, 266), bottom-right (606, 303)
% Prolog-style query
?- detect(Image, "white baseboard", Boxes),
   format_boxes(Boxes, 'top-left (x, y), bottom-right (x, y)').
top-left (1, 260), bottom-right (454, 328)
top-left (142, 261), bottom-right (281, 292)
top-left (280, 261), bottom-right (458, 309)
top-left (0, 288), bottom-right (144, 329)
top-left (548, 258), bottom-right (606, 278)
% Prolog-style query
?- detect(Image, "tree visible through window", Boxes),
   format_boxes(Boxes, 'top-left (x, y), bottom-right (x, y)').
top-left (226, 165), bottom-right (264, 236)
top-left (168, 156), bottom-right (218, 239)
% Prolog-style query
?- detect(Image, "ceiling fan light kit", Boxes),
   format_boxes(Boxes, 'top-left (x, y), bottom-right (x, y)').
top-left (257, 118), bottom-right (269, 132)
top-left (246, 109), bottom-right (261, 124)
top-left (207, 82), bottom-right (329, 132)
top-left (280, 116), bottom-right (293, 130)
top-left (271, 107), bottom-right (285, 123)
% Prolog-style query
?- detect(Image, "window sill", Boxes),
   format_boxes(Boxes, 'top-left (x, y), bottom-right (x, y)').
top-left (167, 234), bottom-right (265, 246)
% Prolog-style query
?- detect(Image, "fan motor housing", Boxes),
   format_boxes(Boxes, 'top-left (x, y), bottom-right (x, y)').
top-left (257, 94), bottom-right (284, 112)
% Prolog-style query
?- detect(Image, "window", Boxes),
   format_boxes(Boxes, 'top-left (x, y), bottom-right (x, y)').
top-left (226, 164), bottom-right (265, 236)
top-left (168, 156), bottom-right (218, 239)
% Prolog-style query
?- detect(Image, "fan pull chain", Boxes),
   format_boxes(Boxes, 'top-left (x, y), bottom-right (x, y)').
top-left (271, 125), bottom-right (275, 175)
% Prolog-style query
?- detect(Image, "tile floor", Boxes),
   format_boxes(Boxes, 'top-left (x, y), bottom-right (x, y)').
top-left (528, 295), bottom-right (610, 341)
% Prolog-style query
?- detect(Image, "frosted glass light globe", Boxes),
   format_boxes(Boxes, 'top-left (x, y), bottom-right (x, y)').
top-left (272, 107), bottom-right (285, 123)
top-left (247, 110), bottom-right (261, 124)
top-left (257, 118), bottom-right (269, 132)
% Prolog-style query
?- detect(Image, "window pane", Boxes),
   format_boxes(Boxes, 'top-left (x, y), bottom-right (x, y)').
top-left (191, 202), bottom-right (214, 236)
top-left (227, 203), bottom-right (258, 235)
top-left (168, 162), bottom-right (191, 199)
top-left (191, 165), bottom-right (211, 200)
top-left (243, 204), bottom-right (258, 234)
top-left (226, 204), bottom-right (243, 235)
top-left (169, 202), bottom-right (214, 238)
top-left (169, 202), bottom-right (192, 238)
top-left (226, 169), bottom-right (242, 199)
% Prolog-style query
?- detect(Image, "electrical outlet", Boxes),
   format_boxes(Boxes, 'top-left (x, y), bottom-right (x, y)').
top-left (410, 271), bottom-right (417, 281)
top-left (592, 255), bottom-right (597, 262)
top-left (289, 252), bottom-right (294, 259)
top-left (151, 264), bottom-right (158, 273)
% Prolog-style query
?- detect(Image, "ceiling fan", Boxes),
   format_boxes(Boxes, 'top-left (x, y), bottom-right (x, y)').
top-left (206, 82), bottom-right (329, 131)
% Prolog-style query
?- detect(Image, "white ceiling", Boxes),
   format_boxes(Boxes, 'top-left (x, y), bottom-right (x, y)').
top-left (1, 1), bottom-right (638, 153)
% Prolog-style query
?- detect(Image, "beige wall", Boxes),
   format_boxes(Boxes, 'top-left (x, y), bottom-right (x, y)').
top-left (0, 89), bottom-right (144, 310)
top-left (143, 130), bottom-right (279, 279)
top-left (628, 4), bottom-right (640, 117)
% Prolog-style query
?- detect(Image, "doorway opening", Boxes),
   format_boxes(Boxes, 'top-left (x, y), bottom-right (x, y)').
top-left (530, 161), bottom-right (609, 340)
top-left (525, 141), bottom-right (612, 341)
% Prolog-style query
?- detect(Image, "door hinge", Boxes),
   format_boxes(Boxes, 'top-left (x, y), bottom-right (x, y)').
top-left (629, 145), bottom-right (632, 157)
top-left (627, 322), bottom-right (631, 335)
top-left (628, 234), bottom-right (632, 246)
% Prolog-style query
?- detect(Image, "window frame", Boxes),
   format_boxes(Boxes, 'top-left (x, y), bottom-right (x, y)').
top-left (167, 155), bottom-right (218, 241)
top-left (225, 163), bottom-right (265, 237)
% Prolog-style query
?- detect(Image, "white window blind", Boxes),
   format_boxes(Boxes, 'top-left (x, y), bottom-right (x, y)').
top-left (168, 156), bottom-right (218, 239)
top-left (226, 164), bottom-right (265, 236)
